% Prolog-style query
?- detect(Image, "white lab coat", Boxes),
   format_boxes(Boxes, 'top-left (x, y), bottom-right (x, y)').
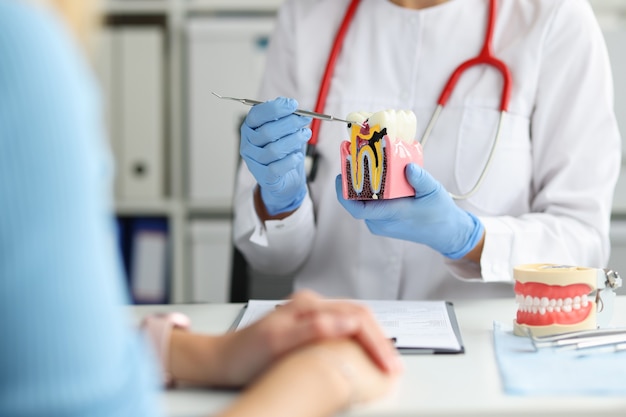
top-left (233, 0), bottom-right (621, 300)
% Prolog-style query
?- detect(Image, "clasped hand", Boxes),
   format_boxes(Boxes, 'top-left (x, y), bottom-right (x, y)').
top-left (240, 97), bottom-right (312, 216)
top-left (220, 290), bottom-right (402, 392)
top-left (335, 163), bottom-right (484, 259)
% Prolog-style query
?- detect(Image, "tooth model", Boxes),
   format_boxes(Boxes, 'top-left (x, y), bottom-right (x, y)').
top-left (340, 110), bottom-right (424, 200)
top-left (513, 264), bottom-right (600, 337)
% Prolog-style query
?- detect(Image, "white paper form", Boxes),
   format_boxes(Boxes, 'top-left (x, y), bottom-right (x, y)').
top-left (234, 299), bottom-right (463, 353)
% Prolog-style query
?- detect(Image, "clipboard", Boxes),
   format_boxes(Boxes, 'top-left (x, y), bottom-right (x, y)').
top-left (397, 301), bottom-right (465, 354)
top-left (230, 299), bottom-right (465, 355)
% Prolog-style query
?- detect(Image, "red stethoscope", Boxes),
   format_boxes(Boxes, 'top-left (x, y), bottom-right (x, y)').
top-left (307, 0), bottom-right (512, 200)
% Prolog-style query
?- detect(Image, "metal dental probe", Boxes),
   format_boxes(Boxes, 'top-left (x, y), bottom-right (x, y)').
top-left (212, 92), bottom-right (364, 128)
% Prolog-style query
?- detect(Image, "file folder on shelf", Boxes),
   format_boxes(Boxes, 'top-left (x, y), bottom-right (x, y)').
top-left (94, 25), bottom-right (165, 200)
top-left (118, 217), bottom-right (169, 304)
top-left (118, 27), bottom-right (165, 200)
top-left (186, 16), bottom-right (275, 209)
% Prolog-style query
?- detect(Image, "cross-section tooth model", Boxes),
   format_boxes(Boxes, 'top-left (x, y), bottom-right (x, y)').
top-left (340, 110), bottom-right (423, 200)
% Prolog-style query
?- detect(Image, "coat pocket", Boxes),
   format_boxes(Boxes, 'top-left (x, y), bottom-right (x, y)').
top-left (453, 105), bottom-right (532, 215)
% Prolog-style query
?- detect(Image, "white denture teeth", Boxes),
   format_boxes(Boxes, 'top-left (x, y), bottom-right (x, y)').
top-left (582, 294), bottom-right (589, 307)
top-left (516, 295), bottom-right (592, 314)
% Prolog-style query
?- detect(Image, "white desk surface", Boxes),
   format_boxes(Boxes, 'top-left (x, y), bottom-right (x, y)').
top-left (132, 296), bottom-right (626, 417)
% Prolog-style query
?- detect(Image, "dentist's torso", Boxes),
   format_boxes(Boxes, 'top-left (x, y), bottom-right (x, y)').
top-left (239, 0), bottom-right (617, 299)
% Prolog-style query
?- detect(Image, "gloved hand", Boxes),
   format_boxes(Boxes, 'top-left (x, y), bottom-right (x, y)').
top-left (240, 97), bottom-right (312, 216)
top-left (335, 163), bottom-right (484, 259)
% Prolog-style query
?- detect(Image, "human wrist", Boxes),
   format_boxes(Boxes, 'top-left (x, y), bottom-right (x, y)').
top-left (443, 211), bottom-right (485, 260)
top-left (254, 185), bottom-right (300, 220)
top-left (307, 347), bottom-right (358, 409)
top-left (216, 345), bottom-right (352, 417)
top-left (269, 345), bottom-right (356, 415)
top-left (140, 313), bottom-right (190, 388)
top-left (463, 228), bottom-right (485, 263)
top-left (260, 184), bottom-right (306, 216)
top-left (168, 331), bottom-right (227, 386)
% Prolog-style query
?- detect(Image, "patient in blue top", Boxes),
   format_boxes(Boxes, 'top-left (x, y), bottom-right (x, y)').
top-left (0, 1), bottom-right (401, 416)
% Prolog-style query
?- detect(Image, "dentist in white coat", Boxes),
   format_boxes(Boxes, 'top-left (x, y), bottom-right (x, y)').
top-left (233, 0), bottom-right (621, 300)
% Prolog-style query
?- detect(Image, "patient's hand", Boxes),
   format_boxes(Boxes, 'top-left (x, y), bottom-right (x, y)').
top-left (217, 338), bottom-right (400, 417)
top-left (212, 289), bottom-right (402, 387)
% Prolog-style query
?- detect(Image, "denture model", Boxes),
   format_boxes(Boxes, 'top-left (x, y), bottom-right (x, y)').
top-left (513, 263), bottom-right (622, 337)
top-left (340, 110), bottom-right (423, 200)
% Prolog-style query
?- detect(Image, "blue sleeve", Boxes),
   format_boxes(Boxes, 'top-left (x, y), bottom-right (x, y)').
top-left (0, 2), bottom-right (163, 416)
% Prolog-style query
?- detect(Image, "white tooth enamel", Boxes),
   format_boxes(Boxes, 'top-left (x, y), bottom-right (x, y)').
top-left (347, 111), bottom-right (371, 127)
top-left (573, 303), bottom-right (581, 310)
top-left (365, 110), bottom-right (416, 143)
top-left (547, 306), bottom-right (554, 312)
top-left (555, 306), bottom-right (561, 312)
top-left (398, 110), bottom-right (417, 143)
top-left (550, 299), bottom-right (556, 307)
top-left (525, 295), bottom-right (533, 306)
top-left (539, 307), bottom-right (546, 315)
top-left (582, 294), bottom-right (589, 307)
top-left (557, 299), bottom-right (563, 307)
top-left (541, 297), bottom-right (549, 307)
top-left (396, 111), bottom-right (407, 142)
top-left (563, 304), bottom-right (572, 313)
top-left (533, 297), bottom-right (540, 307)
top-left (564, 298), bottom-right (572, 306)
top-left (368, 110), bottom-right (396, 139)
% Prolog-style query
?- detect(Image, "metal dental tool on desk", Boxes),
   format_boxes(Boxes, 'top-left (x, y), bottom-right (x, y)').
top-left (527, 327), bottom-right (626, 353)
top-left (212, 92), bottom-right (364, 127)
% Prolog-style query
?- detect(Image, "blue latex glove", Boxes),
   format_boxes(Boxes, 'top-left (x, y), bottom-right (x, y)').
top-left (240, 97), bottom-right (312, 216)
top-left (335, 163), bottom-right (484, 259)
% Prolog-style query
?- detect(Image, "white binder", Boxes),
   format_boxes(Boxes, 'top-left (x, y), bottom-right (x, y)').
top-left (130, 228), bottom-right (168, 304)
top-left (186, 16), bottom-right (276, 209)
top-left (116, 26), bottom-right (165, 200)
top-left (92, 26), bottom-right (165, 200)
